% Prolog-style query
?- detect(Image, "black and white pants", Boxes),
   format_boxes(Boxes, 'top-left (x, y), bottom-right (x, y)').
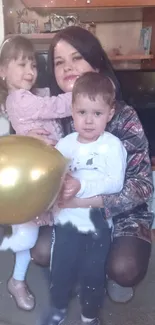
top-left (50, 218), bottom-right (111, 319)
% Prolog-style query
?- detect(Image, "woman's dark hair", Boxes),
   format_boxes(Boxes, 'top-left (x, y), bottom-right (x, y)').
top-left (47, 26), bottom-right (121, 99)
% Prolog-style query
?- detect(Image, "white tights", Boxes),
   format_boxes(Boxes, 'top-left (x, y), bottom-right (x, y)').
top-left (0, 222), bottom-right (39, 281)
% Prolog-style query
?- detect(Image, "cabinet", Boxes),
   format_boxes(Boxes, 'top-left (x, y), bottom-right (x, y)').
top-left (22, 0), bottom-right (155, 9)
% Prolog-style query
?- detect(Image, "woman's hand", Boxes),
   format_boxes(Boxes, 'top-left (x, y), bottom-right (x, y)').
top-left (58, 197), bottom-right (81, 208)
top-left (59, 174), bottom-right (81, 201)
top-left (58, 195), bottom-right (104, 209)
top-left (27, 129), bottom-right (57, 146)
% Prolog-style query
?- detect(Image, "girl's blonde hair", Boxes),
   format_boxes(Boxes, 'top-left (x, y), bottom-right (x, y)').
top-left (0, 35), bottom-right (36, 106)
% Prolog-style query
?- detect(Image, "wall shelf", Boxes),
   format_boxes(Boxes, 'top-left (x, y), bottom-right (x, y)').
top-left (5, 35), bottom-right (155, 62)
top-left (5, 33), bottom-right (56, 42)
top-left (109, 54), bottom-right (154, 61)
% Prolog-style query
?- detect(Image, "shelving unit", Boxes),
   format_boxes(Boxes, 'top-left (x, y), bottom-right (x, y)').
top-left (3, 1), bottom-right (155, 68)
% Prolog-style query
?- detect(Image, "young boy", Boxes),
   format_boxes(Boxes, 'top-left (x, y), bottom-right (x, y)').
top-left (44, 72), bottom-right (127, 325)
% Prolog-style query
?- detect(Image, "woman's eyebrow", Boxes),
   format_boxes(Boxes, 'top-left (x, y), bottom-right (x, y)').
top-left (54, 51), bottom-right (79, 60)
top-left (72, 51), bottom-right (79, 55)
top-left (54, 56), bottom-right (62, 60)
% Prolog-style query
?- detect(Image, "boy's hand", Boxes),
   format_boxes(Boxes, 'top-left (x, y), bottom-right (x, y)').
top-left (59, 174), bottom-right (81, 201)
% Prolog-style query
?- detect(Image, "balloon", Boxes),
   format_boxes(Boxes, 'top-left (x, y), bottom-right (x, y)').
top-left (0, 135), bottom-right (69, 224)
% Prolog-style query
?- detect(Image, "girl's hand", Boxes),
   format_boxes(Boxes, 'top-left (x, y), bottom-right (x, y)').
top-left (27, 128), bottom-right (49, 140)
top-left (60, 174), bottom-right (81, 201)
top-left (33, 211), bottom-right (53, 226)
top-left (27, 129), bottom-right (57, 146)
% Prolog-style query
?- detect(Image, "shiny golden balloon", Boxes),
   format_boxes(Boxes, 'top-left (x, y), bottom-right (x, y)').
top-left (0, 135), bottom-right (69, 224)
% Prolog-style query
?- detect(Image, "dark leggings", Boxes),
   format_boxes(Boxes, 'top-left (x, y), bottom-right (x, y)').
top-left (50, 224), bottom-right (111, 318)
top-left (31, 226), bottom-right (151, 287)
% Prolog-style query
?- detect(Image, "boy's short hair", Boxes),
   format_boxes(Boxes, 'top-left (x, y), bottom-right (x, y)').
top-left (72, 71), bottom-right (115, 108)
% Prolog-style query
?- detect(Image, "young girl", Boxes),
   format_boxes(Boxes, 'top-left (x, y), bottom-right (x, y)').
top-left (0, 36), bottom-right (72, 311)
top-left (45, 72), bottom-right (127, 325)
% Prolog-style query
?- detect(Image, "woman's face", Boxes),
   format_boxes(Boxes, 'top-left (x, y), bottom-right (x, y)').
top-left (54, 40), bottom-right (97, 93)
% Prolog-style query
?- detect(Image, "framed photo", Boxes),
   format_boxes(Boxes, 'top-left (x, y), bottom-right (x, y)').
top-left (19, 22), bottom-right (29, 34)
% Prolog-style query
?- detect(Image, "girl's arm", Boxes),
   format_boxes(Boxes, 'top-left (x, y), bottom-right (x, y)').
top-left (6, 89), bottom-right (72, 134)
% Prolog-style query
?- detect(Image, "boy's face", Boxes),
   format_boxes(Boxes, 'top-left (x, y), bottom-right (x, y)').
top-left (72, 94), bottom-right (115, 143)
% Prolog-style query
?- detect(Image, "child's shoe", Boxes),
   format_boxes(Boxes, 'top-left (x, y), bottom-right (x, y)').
top-left (8, 277), bottom-right (35, 311)
top-left (81, 317), bottom-right (101, 325)
top-left (42, 307), bottom-right (67, 325)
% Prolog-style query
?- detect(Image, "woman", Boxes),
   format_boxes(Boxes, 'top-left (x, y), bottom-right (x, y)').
top-left (30, 26), bottom-right (153, 304)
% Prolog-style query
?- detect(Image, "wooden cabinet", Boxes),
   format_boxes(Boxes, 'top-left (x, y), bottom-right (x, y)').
top-left (22, 0), bottom-right (155, 9)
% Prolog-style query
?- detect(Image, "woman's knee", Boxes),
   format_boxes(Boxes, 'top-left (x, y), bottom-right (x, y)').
top-left (107, 252), bottom-right (140, 286)
top-left (31, 244), bottom-right (50, 267)
top-left (107, 236), bottom-right (151, 287)
top-left (30, 226), bottom-right (52, 267)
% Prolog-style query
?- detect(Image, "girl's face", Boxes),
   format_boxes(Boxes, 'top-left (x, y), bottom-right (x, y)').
top-left (1, 53), bottom-right (37, 92)
top-left (54, 40), bottom-right (97, 93)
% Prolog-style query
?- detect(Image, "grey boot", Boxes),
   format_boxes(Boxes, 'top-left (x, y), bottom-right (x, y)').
top-left (107, 280), bottom-right (134, 303)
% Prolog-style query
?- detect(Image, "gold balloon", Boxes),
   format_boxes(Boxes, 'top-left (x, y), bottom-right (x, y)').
top-left (0, 135), bottom-right (69, 224)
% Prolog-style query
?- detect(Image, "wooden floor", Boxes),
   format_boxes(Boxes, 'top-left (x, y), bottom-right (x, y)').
top-left (0, 246), bottom-right (155, 325)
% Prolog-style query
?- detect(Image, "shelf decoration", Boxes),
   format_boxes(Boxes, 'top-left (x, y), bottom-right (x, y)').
top-left (16, 8), bottom-right (39, 34)
top-left (42, 13), bottom-right (95, 34)
top-left (139, 26), bottom-right (152, 55)
top-left (49, 13), bottom-right (79, 32)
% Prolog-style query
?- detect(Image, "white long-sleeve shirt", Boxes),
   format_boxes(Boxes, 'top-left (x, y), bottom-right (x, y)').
top-left (55, 131), bottom-right (127, 233)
